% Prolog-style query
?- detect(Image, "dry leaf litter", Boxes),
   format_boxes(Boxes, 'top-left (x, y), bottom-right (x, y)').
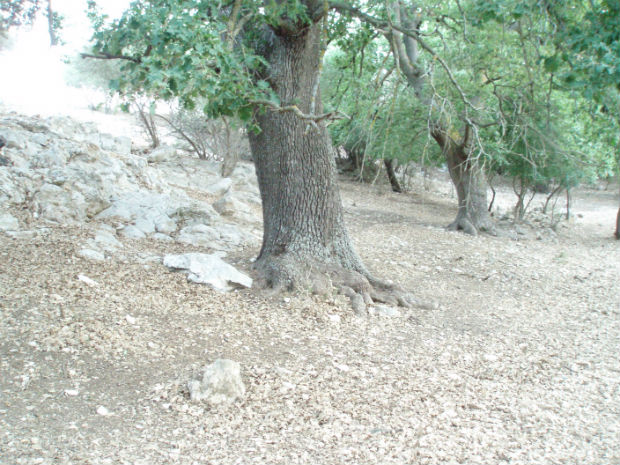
top-left (1, 109), bottom-right (619, 465)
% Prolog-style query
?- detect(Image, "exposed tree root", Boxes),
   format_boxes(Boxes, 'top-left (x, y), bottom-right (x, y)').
top-left (447, 211), bottom-right (497, 236)
top-left (254, 255), bottom-right (438, 315)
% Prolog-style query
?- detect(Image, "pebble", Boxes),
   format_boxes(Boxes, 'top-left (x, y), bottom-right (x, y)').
top-left (96, 406), bottom-right (111, 416)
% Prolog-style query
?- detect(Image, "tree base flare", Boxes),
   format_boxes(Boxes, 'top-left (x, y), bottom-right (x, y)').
top-left (253, 255), bottom-right (437, 315)
top-left (447, 210), bottom-right (497, 236)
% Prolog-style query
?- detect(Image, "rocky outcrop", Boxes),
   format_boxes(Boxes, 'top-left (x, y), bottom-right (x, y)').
top-left (0, 110), bottom-right (262, 289)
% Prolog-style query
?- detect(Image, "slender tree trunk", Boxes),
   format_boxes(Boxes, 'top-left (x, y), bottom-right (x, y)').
top-left (46, 0), bottom-right (58, 46)
top-left (249, 22), bottom-right (367, 290)
top-left (384, 158), bottom-right (403, 193)
top-left (383, 1), bottom-right (496, 235)
top-left (432, 127), bottom-right (495, 235)
top-left (616, 184), bottom-right (620, 240)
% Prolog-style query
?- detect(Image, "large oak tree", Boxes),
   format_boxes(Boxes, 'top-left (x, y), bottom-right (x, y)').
top-left (88, 0), bottom-right (421, 310)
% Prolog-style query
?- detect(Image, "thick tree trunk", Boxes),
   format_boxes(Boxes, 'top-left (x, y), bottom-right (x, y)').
top-left (248, 23), bottom-right (367, 290)
top-left (384, 158), bottom-right (403, 193)
top-left (432, 127), bottom-right (496, 235)
top-left (243, 13), bottom-right (433, 311)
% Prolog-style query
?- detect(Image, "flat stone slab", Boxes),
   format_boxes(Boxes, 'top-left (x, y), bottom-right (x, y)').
top-left (163, 253), bottom-right (252, 292)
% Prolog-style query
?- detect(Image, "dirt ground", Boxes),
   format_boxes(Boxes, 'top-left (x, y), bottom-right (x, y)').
top-left (1, 173), bottom-right (620, 465)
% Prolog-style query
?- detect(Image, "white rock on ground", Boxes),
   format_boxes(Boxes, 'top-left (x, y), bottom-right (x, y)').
top-left (213, 190), bottom-right (260, 223)
top-left (146, 145), bottom-right (176, 163)
top-left (187, 359), bottom-right (246, 405)
top-left (0, 212), bottom-right (19, 231)
top-left (177, 224), bottom-right (222, 248)
top-left (163, 253), bottom-right (252, 292)
top-left (78, 248), bottom-right (106, 261)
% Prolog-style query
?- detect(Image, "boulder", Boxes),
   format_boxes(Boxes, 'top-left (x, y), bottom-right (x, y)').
top-left (213, 191), bottom-right (260, 223)
top-left (177, 224), bottom-right (222, 248)
top-left (163, 253), bottom-right (252, 292)
top-left (187, 359), bottom-right (245, 405)
top-left (119, 225), bottom-right (146, 239)
top-left (204, 178), bottom-right (232, 196)
top-left (0, 212), bottom-right (19, 231)
top-left (147, 145), bottom-right (176, 163)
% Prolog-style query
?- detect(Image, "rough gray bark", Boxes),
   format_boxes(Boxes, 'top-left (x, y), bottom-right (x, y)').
top-left (432, 127), bottom-right (496, 236)
top-left (248, 22), bottom-right (366, 289)
top-left (385, 1), bottom-right (496, 234)
top-left (247, 17), bottom-right (427, 311)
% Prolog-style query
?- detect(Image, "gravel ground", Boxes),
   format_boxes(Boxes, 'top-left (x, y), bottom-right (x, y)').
top-left (1, 176), bottom-right (620, 465)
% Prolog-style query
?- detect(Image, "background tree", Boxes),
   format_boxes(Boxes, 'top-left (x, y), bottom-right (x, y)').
top-left (546, 0), bottom-right (620, 237)
top-left (326, 0), bottom-right (618, 231)
top-left (88, 0), bottom-right (419, 310)
top-left (0, 0), bottom-right (62, 47)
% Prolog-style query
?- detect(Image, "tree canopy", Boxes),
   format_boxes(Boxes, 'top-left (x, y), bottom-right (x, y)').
top-left (88, 0), bottom-right (619, 228)
top-left (1, 0), bottom-right (63, 46)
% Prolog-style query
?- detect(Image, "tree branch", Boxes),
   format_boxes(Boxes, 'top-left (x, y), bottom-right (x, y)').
top-left (81, 52), bottom-right (141, 63)
top-left (329, 1), bottom-right (481, 112)
top-left (251, 99), bottom-right (350, 131)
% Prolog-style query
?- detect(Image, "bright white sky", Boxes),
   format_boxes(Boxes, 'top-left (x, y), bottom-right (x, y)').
top-left (0, 0), bottom-right (131, 116)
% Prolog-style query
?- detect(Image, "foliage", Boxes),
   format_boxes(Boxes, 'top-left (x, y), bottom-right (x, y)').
top-left (0, 0), bottom-right (62, 45)
top-left (88, 0), bottom-right (619, 221)
top-left (0, 0), bottom-right (40, 34)
top-left (322, 0), bottom-right (618, 218)
top-left (472, 0), bottom-right (620, 174)
top-left (86, 0), bottom-right (308, 126)
top-left (65, 51), bottom-right (123, 90)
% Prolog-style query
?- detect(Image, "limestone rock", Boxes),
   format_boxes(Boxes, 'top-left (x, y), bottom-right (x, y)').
top-left (147, 145), bottom-right (176, 163)
top-left (177, 224), bottom-right (222, 248)
top-left (98, 133), bottom-right (132, 155)
top-left (78, 248), bottom-right (105, 261)
top-left (119, 225), bottom-right (146, 239)
top-left (0, 212), bottom-right (19, 231)
top-left (205, 178), bottom-right (232, 196)
top-left (187, 359), bottom-right (245, 405)
top-left (163, 253), bottom-right (252, 292)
